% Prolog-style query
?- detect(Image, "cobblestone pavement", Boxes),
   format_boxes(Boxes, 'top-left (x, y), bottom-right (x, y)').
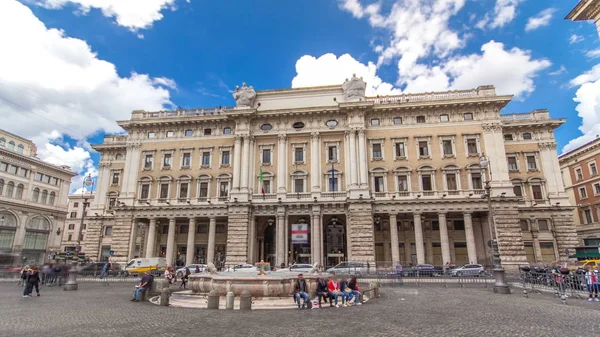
top-left (2, 283), bottom-right (599, 337)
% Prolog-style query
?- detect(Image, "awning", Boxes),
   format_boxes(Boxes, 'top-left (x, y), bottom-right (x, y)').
top-left (569, 253), bottom-right (600, 258)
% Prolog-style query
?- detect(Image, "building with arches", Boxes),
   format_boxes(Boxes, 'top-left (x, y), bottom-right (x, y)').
top-left (84, 80), bottom-right (577, 270)
top-left (0, 129), bottom-right (76, 265)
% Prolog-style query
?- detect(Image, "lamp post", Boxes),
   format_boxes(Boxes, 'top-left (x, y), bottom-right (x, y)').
top-left (479, 154), bottom-right (510, 294)
top-left (64, 174), bottom-right (94, 291)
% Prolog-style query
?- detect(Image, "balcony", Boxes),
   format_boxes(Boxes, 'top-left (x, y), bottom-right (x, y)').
top-left (366, 85), bottom-right (496, 105)
top-left (132, 106), bottom-right (236, 120)
top-left (286, 192), bottom-right (311, 200)
top-left (321, 192), bottom-right (347, 199)
top-left (252, 193), bottom-right (277, 201)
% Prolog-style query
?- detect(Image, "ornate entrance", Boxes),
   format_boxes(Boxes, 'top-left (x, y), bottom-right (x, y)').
top-left (324, 216), bottom-right (346, 267)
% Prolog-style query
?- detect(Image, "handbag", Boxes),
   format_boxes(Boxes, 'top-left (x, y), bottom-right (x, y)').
top-left (344, 287), bottom-right (352, 293)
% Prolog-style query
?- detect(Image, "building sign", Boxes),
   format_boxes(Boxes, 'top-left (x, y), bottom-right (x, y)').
top-left (291, 223), bottom-right (309, 244)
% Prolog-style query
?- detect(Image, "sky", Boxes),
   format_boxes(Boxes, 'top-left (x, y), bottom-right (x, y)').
top-left (0, 0), bottom-right (599, 192)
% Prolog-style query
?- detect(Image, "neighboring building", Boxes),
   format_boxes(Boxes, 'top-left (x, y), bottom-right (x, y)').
top-left (0, 129), bottom-right (76, 265)
top-left (84, 77), bottom-right (577, 270)
top-left (60, 192), bottom-right (94, 252)
top-left (566, 0), bottom-right (600, 38)
top-left (559, 136), bottom-right (600, 246)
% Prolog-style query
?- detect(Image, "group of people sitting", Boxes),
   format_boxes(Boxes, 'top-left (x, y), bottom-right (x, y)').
top-left (294, 273), bottom-right (362, 309)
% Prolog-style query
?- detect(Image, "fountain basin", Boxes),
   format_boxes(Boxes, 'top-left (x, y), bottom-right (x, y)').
top-left (188, 272), bottom-right (320, 297)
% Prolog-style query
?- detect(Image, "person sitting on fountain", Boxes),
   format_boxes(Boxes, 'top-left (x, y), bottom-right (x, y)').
top-left (294, 274), bottom-right (309, 309)
top-left (327, 274), bottom-right (345, 308)
top-left (316, 276), bottom-right (331, 308)
top-left (131, 271), bottom-right (153, 302)
top-left (347, 276), bottom-right (362, 305)
top-left (339, 276), bottom-right (353, 307)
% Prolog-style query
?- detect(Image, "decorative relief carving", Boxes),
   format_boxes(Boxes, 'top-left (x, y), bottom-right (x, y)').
top-left (233, 82), bottom-right (257, 107)
top-left (342, 74), bottom-right (367, 101)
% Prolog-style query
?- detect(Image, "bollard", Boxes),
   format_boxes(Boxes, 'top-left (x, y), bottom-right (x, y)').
top-left (561, 294), bottom-right (567, 305)
top-left (207, 289), bottom-right (220, 309)
top-left (240, 290), bottom-right (252, 310)
top-left (523, 289), bottom-right (528, 298)
top-left (160, 287), bottom-right (171, 306)
top-left (226, 291), bottom-right (235, 310)
top-left (370, 282), bottom-right (380, 298)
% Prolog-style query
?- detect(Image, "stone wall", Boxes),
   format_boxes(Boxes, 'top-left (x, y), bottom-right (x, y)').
top-left (552, 209), bottom-right (578, 262)
top-left (347, 203), bottom-right (375, 263)
top-left (83, 219), bottom-right (102, 261)
top-left (494, 207), bottom-right (528, 270)
top-left (111, 217), bottom-right (133, 264)
top-left (225, 205), bottom-right (249, 264)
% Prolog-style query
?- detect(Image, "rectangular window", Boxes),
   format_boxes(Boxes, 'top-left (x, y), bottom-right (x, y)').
top-left (507, 157), bottom-right (518, 171)
top-left (416, 116), bottom-right (426, 123)
top-left (140, 184), bottom-right (150, 199)
top-left (527, 156), bottom-right (537, 170)
top-left (108, 198), bottom-right (116, 209)
top-left (421, 174), bottom-right (432, 191)
top-left (532, 185), bottom-right (543, 200)
top-left (464, 113), bottom-right (473, 120)
top-left (262, 149), bottom-right (271, 164)
top-left (202, 152), bottom-right (211, 166)
top-left (513, 185), bottom-right (522, 197)
top-left (584, 210), bottom-right (593, 224)
top-left (538, 220), bottom-right (549, 231)
top-left (0, 162), bottom-right (7, 171)
top-left (219, 182), bottom-right (228, 197)
top-left (471, 173), bottom-right (482, 190)
top-left (43, 175), bottom-right (50, 183)
top-left (182, 153), bottom-right (191, 168)
top-left (446, 173), bottom-right (457, 190)
top-left (184, 129), bottom-right (193, 137)
top-left (397, 175), bottom-right (408, 191)
top-left (52, 177), bottom-right (58, 185)
top-left (68, 224), bottom-right (75, 230)
top-left (73, 202), bottom-right (79, 207)
top-left (144, 155), bottom-right (153, 169)
top-left (104, 226), bottom-right (113, 236)
top-left (159, 183), bottom-right (169, 199)
top-left (374, 176), bottom-right (384, 192)
top-left (216, 224), bottom-right (226, 233)
top-left (576, 168), bottom-right (583, 181)
top-left (166, 131), bottom-right (174, 138)
top-left (370, 118), bottom-right (380, 126)
top-left (221, 151), bottom-right (230, 165)
top-left (520, 220), bottom-right (529, 231)
top-left (197, 224), bottom-right (208, 233)
top-left (418, 141), bottom-right (429, 157)
top-left (163, 153), bottom-right (172, 167)
top-left (35, 172), bottom-right (42, 181)
top-left (467, 139), bottom-right (478, 155)
top-left (395, 142), bottom-right (406, 158)
top-left (454, 221), bottom-right (465, 230)
top-left (67, 234), bottom-right (72, 241)
top-left (440, 114), bottom-right (449, 122)
top-left (179, 183), bottom-right (189, 199)
top-left (372, 143), bottom-right (382, 159)
top-left (580, 187), bottom-right (588, 199)
top-left (504, 134), bottom-right (513, 141)
top-left (112, 172), bottom-right (120, 185)
top-left (393, 117), bottom-right (402, 125)
top-left (70, 212), bottom-right (77, 218)
top-left (204, 128), bottom-right (212, 136)
top-left (180, 225), bottom-right (189, 234)
top-left (592, 163), bottom-right (599, 176)
top-left (8, 165), bottom-right (17, 174)
top-left (294, 148), bottom-right (304, 163)
top-left (442, 140), bottom-right (453, 156)
top-left (329, 177), bottom-right (339, 192)
top-left (595, 183), bottom-right (600, 195)
top-left (327, 146), bottom-right (337, 162)
top-left (263, 179), bottom-right (271, 194)
top-left (199, 182), bottom-right (209, 198)
top-left (294, 179), bottom-right (304, 193)
top-left (147, 132), bottom-right (156, 139)
top-left (162, 225), bottom-right (168, 234)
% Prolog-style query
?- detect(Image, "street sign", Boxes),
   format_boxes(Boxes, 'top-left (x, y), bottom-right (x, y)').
top-left (66, 251), bottom-right (71, 256)
top-left (109, 250), bottom-right (114, 256)
top-left (291, 223), bottom-right (309, 244)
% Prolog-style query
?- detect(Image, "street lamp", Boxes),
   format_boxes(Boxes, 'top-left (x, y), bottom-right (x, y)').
top-left (479, 154), bottom-right (510, 294)
top-left (64, 173), bottom-right (94, 291)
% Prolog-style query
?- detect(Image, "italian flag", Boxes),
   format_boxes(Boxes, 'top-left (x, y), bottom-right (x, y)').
top-left (258, 167), bottom-right (265, 196)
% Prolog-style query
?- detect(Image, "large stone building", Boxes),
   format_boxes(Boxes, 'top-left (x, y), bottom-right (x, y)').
top-left (60, 192), bottom-right (94, 253)
top-left (559, 137), bottom-right (600, 246)
top-left (566, 0), bottom-right (600, 38)
top-left (0, 129), bottom-right (76, 265)
top-left (84, 77), bottom-right (577, 270)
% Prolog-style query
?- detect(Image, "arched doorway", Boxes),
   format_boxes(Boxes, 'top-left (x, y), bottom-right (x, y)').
top-left (0, 211), bottom-right (17, 252)
top-left (324, 217), bottom-right (346, 267)
top-left (23, 216), bottom-right (50, 265)
top-left (262, 221), bottom-right (276, 265)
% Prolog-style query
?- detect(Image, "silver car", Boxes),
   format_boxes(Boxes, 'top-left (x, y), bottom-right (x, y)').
top-left (449, 264), bottom-right (485, 277)
top-left (326, 261), bottom-right (369, 276)
top-left (176, 264), bottom-right (206, 278)
top-left (288, 263), bottom-right (314, 273)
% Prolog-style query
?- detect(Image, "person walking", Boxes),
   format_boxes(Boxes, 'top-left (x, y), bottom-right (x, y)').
top-left (165, 266), bottom-right (174, 284)
top-left (99, 262), bottom-right (110, 286)
top-left (180, 267), bottom-right (190, 289)
top-left (19, 265), bottom-right (29, 287)
top-left (23, 267), bottom-right (41, 297)
top-left (586, 267), bottom-right (599, 302)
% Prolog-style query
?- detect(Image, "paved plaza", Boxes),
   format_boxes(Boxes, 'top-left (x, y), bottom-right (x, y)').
top-left (1, 283), bottom-right (599, 337)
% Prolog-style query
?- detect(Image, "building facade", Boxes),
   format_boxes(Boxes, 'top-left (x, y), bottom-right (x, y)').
top-left (84, 77), bottom-right (577, 270)
top-left (559, 137), bottom-right (600, 246)
top-left (566, 0), bottom-right (600, 38)
top-left (60, 193), bottom-right (94, 252)
top-left (0, 129), bottom-right (76, 265)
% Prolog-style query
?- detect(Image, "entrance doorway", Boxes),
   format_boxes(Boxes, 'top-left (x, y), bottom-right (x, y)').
top-left (263, 223), bottom-right (276, 265)
top-left (324, 217), bottom-right (346, 267)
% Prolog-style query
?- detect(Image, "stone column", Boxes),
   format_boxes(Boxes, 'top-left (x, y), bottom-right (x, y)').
top-left (425, 232), bottom-right (433, 264)
top-left (276, 214), bottom-right (285, 266)
top-left (532, 232), bottom-right (543, 263)
top-left (128, 219), bottom-right (138, 260)
top-left (166, 218), bottom-right (176, 267)
top-left (311, 132), bottom-right (321, 193)
top-left (277, 134), bottom-right (287, 195)
top-left (357, 129), bottom-right (368, 187)
top-left (313, 211), bottom-right (322, 266)
top-left (438, 212), bottom-right (451, 266)
top-left (232, 135), bottom-right (243, 192)
top-left (145, 219), bottom-right (157, 258)
top-left (186, 218), bottom-right (196, 266)
top-left (389, 214), bottom-right (400, 265)
top-left (414, 213), bottom-right (425, 264)
top-left (348, 130), bottom-right (358, 187)
top-left (463, 212), bottom-right (477, 264)
top-left (241, 136), bottom-right (250, 192)
top-left (247, 216), bottom-right (255, 263)
top-left (207, 217), bottom-right (216, 265)
top-left (284, 216), bottom-right (289, 266)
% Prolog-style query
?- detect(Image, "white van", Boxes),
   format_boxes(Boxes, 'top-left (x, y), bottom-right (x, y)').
top-left (124, 257), bottom-right (167, 275)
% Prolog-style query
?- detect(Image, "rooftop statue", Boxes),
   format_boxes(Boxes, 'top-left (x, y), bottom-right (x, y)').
top-left (342, 74), bottom-right (367, 101)
top-left (233, 82), bottom-right (257, 107)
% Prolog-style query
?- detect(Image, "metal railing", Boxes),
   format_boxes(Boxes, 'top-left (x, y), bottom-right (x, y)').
top-left (516, 267), bottom-right (588, 299)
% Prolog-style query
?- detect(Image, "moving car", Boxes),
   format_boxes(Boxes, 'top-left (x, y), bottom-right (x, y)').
top-left (402, 264), bottom-right (442, 277)
top-left (124, 257), bottom-right (167, 276)
top-left (175, 264), bottom-right (206, 278)
top-left (223, 263), bottom-right (272, 273)
top-left (449, 264), bottom-right (485, 277)
top-left (79, 262), bottom-right (123, 276)
top-left (288, 263), bottom-right (314, 273)
top-left (326, 262), bottom-right (369, 276)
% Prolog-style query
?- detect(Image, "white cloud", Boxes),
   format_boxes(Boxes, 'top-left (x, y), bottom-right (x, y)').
top-left (525, 8), bottom-right (555, 31)
top-left (0, 1), bottom-right (173, 191)
top-left (586, 48), bottom-right (600, 59)
top-left (33, 0), bottom-right (178, 31)
top-left (291, 53), bottom-right (400, 96)
top-left (569, 34), bottom-right (584, 44)
top-left (548, 65), bottom-right (567, 76)
top-left (490, 0), bottom-right (523, 28)
top-left (563, 65), bottom-right (600, 153)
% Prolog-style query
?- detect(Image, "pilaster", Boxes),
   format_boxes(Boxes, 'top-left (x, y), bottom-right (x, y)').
top-left (225, 205), bottom-right (250, 264)
top-left (493, 206), bottom-right (527, 270)
top-left (346, 202), bottom-right (375, 264)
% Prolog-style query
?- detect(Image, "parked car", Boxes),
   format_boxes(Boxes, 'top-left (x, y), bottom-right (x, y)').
top-left (79, 262), bottom-right (123, 276)
top-left (175, 264), bottom-right (206, 278)
top-left (402, 264), bottom-right (442, 277)
top-left (223, 263), bottom-right (272, 273)
top-left (326, 262), bottom-right (369, 276)
top-left (288, 263), bottom-right (314, 273)
top-left (449, 264), bottom-right (485, 277)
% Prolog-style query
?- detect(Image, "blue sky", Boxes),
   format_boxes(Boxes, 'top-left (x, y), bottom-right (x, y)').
top-left (0, 0), bottom-right (599, 191)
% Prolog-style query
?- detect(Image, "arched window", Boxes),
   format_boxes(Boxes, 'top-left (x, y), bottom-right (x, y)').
top-left (15, 184), bottom-right (24, 199)
top-left (0, 179), bottom-right (4, 195)
top-left (32, 188), bottom-right (40, 202)
top-left (5, 182), bottom-right (14, 198)
top-left (0, 138), bottom-right (5, 147)
top-left (16, 144), bottom-right (24, 154)
top-left (23, 217), bottom-right (50, 252)
top-left (115, 153), bottom-right (124, 160)
top-left (8, 141), bottom-right (15, 150)
top-left (41, 190), bottom-right (48, 204)
top-left (48, 192), bottom-right (56, 205)
top-left (0, 211), bottom-right (18, 250)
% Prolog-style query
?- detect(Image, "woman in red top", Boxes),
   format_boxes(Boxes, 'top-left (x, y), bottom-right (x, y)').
top-left (327, 275), bottom-right (344, 307)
